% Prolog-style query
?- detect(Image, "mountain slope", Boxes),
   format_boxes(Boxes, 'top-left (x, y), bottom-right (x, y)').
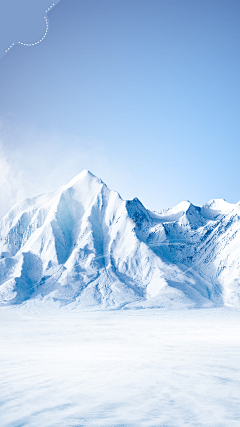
top-left (0, 170), bottom-right (239, 309)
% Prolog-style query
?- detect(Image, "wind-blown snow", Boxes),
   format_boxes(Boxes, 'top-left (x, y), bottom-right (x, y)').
top-left (0, 169), bottom-right (240, 309)
top-left (0, 307), bottom-right (240, 427)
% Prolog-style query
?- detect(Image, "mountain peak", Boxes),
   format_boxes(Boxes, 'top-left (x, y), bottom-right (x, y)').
top-left (63, 169), bottom-right (102, 190)
top-left (201, 198), bottom-right (235, 219)
top-left (1, 171), bottom-right (240, 309)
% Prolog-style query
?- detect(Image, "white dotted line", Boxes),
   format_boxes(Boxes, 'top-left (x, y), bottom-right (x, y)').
top-left (4, 3), bottom-right (55, 53)
top-left (5, 42), bottom-right (15, 52)
top-left (45, 3), bottom-right (55, 13)
top-left (18, 15), bottom-right (49, 46)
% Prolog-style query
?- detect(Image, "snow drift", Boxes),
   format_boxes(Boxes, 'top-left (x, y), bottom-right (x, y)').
top-left (0, 169), bottom-right (240, 309)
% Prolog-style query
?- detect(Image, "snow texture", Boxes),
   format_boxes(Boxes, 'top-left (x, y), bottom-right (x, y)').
top-left (0, 307), bottom-right (240, 427)
top-left (1, 169), bottom-right (240, 309)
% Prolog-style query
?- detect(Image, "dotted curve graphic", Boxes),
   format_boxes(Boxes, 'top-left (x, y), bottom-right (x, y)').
top-left (5, 3), bottom-right (55, 53)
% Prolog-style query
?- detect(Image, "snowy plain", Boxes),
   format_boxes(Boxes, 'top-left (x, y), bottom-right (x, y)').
top-left (1, 306), bottom-right (240, 427)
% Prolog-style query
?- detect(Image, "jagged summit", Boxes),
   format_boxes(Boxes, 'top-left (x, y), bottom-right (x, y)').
top-left (204, 198), bottom-right (234, 210)
top-left (0, 170), bottom-right (239, 310)
top-left (200, 198), bottom-right (236, 219)
top-left (64, 169), bottom-right (101, 187)
top-left (154, 200), bottom-right (195, 221)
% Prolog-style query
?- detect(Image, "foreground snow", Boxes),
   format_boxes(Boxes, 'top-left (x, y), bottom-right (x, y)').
top-left (1, 307), bottom-right (240, 426)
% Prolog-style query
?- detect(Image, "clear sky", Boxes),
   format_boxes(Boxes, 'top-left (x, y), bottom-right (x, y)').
top-left (0, 0), bottom-right (240, 218)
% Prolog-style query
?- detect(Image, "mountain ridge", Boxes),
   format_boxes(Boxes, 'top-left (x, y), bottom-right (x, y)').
top-left (0, 170), bottom-right (239, 310)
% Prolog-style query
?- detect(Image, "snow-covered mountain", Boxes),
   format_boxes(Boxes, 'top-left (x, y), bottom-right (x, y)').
top-left (0, 169), bottom-right (240, 309)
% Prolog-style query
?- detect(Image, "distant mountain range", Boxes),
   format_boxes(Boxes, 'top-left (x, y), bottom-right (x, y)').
top-left (0, 169), bottom-right (239, 309)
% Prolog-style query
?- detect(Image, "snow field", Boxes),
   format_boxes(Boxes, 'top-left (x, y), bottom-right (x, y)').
top-left (0, 307), bottom-right (240, 426)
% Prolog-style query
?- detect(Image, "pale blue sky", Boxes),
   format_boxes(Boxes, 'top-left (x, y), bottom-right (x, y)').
top-left (0, 0), bottom-right (240, 218)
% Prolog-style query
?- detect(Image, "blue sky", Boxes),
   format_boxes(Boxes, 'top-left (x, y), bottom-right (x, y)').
top-left (0, 0), bottom-right (240, 217)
